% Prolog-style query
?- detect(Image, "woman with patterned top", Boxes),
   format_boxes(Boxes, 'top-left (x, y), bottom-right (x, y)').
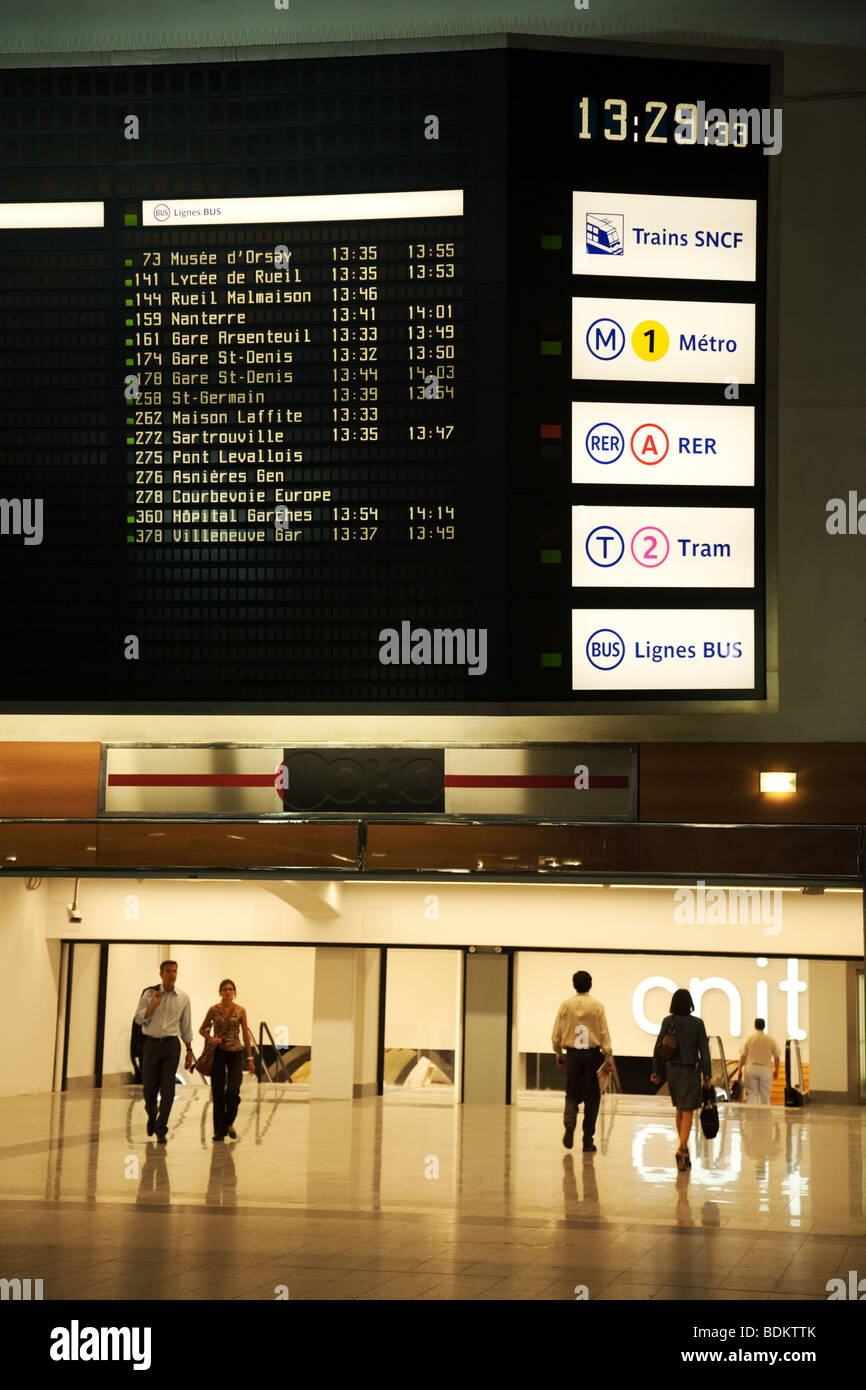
top-left (199, 979), bottom-right (255, 1141)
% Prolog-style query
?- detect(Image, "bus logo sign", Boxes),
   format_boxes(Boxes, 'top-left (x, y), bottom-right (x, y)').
top-left (586, 213), bottom-right (624, 256)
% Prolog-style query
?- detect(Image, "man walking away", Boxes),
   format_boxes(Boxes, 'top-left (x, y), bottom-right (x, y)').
top-left (134, 960), bottom-right (194, 1143)
top-left (552, 970), bottom-right (614, 1153)
top-left (737, 1018), bottom-right (780, 1105)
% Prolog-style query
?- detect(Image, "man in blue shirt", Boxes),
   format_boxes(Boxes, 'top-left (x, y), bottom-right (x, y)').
top-left (134, 960), bottom-right (194, 1143)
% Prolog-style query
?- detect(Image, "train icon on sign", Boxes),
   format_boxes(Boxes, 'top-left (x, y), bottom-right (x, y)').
top-left (586, 214), bottom-right (624, 256)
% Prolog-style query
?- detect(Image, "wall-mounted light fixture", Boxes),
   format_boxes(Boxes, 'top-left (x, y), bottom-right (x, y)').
top-left (759, 771), bottom-right (798, 794)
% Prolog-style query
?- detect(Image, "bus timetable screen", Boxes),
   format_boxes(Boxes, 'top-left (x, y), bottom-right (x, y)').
top-left (0, 45), bottom-right (769, 706)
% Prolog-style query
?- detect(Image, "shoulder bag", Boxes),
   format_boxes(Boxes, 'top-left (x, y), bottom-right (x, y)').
top-left (659, 1018), bottom-right (678, 1060)
top-left (194, 1007), bottom-right (225, 1078)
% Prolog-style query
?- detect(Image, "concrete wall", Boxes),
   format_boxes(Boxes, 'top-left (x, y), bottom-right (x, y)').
top-left (0, 880), bottom-right (60, 1097)
top-left (807, 959), bottom-right (850, 1097)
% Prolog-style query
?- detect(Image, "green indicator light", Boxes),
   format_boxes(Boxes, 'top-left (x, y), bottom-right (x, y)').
top-left (540, 340), bottom-right (562, 356)
top-left (124, 258), bottom-right (133, 266)
top-left (125, 319), bottom-right (133, 327)
top-left (124, 214), bottom-right (138, 226)
top-left (126, 515), bottom-right (136, 524)
top-left (126, 418), bottom-right (134, 425)
top-left (127, 536), bottom-right (135, 544)
top-left (125, 358), bottom-right (134, 366)
top-left (126, 437), bottom-right (134, 446)
top-left (125, 299), bottom-right (133, 307)
top-left (540, 234), bottom-right (562, 250)
top-left (541, 652), bottom-right (562, 668)
top-left (125, 338), bottom-right (133, 347)
top-left (540, 549), bottom-right (562, 564)
top-left (124, 279), bottom-right (132, 287)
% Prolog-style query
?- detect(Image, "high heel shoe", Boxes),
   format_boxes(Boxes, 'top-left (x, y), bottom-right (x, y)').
top-left (675, 1150), bottom-right (686, 1170)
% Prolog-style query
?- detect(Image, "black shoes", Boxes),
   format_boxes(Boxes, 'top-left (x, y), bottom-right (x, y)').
top-left (563, 1126), bottom-right (575, 1149)
top-left (146, 1117), bottom-right (155, 1136)
top-left (213, 1134), bottom-right (225, 1142)
top-left (157, 1130), bottom-right (168, 1144)
top-left (227, 1127), bottom-right (237, 1140)
top-left (583, 1141), bottom-right (597, 1152)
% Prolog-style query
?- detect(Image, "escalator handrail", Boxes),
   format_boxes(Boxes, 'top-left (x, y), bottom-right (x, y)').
top-left (257, 1021), bottom-right (292, 1084)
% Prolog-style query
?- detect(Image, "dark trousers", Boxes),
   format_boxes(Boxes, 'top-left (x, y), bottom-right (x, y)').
top-left (564, 1045), bottom-right (603, 1142)
top-left (211, 1047), bottom-right (244, 1137)
top-left (141, 1036), bottom-right (181, 1133)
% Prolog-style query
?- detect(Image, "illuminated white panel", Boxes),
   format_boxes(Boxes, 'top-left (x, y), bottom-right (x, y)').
top-left (572, 507), bottom-right (754, 587)
top-left (572, 402), bottom-right (754, 486)
top-left (573, 191), bottom-right (756, 281)
top-left (0, 203), bottom-right (104, 228)
top-left (573, 297), bottom-right (755, 384)
top-left (572, 609), bottom-right (755, 690)
top-left (142, 190), bottom-right (463, 227)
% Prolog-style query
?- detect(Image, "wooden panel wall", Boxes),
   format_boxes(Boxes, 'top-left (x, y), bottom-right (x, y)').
top-left (639, 744), bottom-right (866, 824)
top-left (0, 742), bottom-right (101, 818)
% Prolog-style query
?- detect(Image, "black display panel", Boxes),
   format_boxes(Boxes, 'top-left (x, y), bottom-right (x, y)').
top-left (0, 43), bottom-right (770, 707)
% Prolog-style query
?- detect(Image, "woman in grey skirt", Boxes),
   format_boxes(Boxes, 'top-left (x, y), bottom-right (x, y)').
top-left (650, 988), bottom-right (713, 1170)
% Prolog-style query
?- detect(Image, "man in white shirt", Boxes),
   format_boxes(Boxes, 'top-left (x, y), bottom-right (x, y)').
top-left (737, 1018), bottom-right (780, 1105)
top-left (133, 960), bottom-right (194, 1142)
top-left (551, 970), bottom-right (613, 1153)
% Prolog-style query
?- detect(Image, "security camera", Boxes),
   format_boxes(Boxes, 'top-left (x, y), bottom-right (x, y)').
top-left (65, 878), bottom-right (82, 923)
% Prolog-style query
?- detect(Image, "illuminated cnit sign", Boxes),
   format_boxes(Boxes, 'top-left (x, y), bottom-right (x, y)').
top-left (632, 957), bottom-right (806, 1040)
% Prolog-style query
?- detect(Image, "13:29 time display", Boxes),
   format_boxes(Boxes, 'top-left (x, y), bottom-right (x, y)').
top-left (575, 97), bottom-right (752, 147)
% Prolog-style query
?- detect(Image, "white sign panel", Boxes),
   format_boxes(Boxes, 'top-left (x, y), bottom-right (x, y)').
top-left (142, 190), bottom-right (463, 227)
top-left (572, 609), bottom-right (755, 690)
top-left (572, 402), bottom-right (755, 486)
top-left (573, 190), bottom-right (757, 281)
top-left (573, 297), bottom-right (755, 384)
top-left (572, 507), bottom-right (754, 588)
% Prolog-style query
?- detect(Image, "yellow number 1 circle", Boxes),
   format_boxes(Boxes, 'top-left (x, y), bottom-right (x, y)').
top-left (632, 319), bottom-right (670, 361)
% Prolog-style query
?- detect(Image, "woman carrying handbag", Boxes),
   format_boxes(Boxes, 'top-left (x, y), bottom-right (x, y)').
top-left (198, 979), bottom-right (255, 1141)
top-left (650, 988), bottom-right (713, 1170)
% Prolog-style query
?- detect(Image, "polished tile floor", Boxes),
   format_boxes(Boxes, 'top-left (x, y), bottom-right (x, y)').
top-left (0, 1082), bottom-right (864, 1300)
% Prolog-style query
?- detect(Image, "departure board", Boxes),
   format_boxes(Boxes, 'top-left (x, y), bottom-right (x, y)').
top-left (0, 43), bottom-right (770, 706)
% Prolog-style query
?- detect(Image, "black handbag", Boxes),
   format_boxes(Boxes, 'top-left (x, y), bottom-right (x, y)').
top-left (699, 1082), bottom-right (719, 1138)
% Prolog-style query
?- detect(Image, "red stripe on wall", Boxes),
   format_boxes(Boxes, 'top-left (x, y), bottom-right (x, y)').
top-left (108, 773), bottom-right (628, 790)
top-left (444, 775), bottom-right (629, 789)
top-left (108, 774), bottom-right (279, 786)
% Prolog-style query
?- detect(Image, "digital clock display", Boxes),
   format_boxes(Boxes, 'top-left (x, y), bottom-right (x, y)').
top-left (0, 40), bottom-right (770, 707)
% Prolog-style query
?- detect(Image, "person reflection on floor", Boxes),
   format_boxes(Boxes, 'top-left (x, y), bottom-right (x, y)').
top-left (205, 1141), bottom-right (238, 1207)
top-left (137, 1145), bottom-right (171, 1205)
top-left (675, 1167), bottom-right (693, 1226)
